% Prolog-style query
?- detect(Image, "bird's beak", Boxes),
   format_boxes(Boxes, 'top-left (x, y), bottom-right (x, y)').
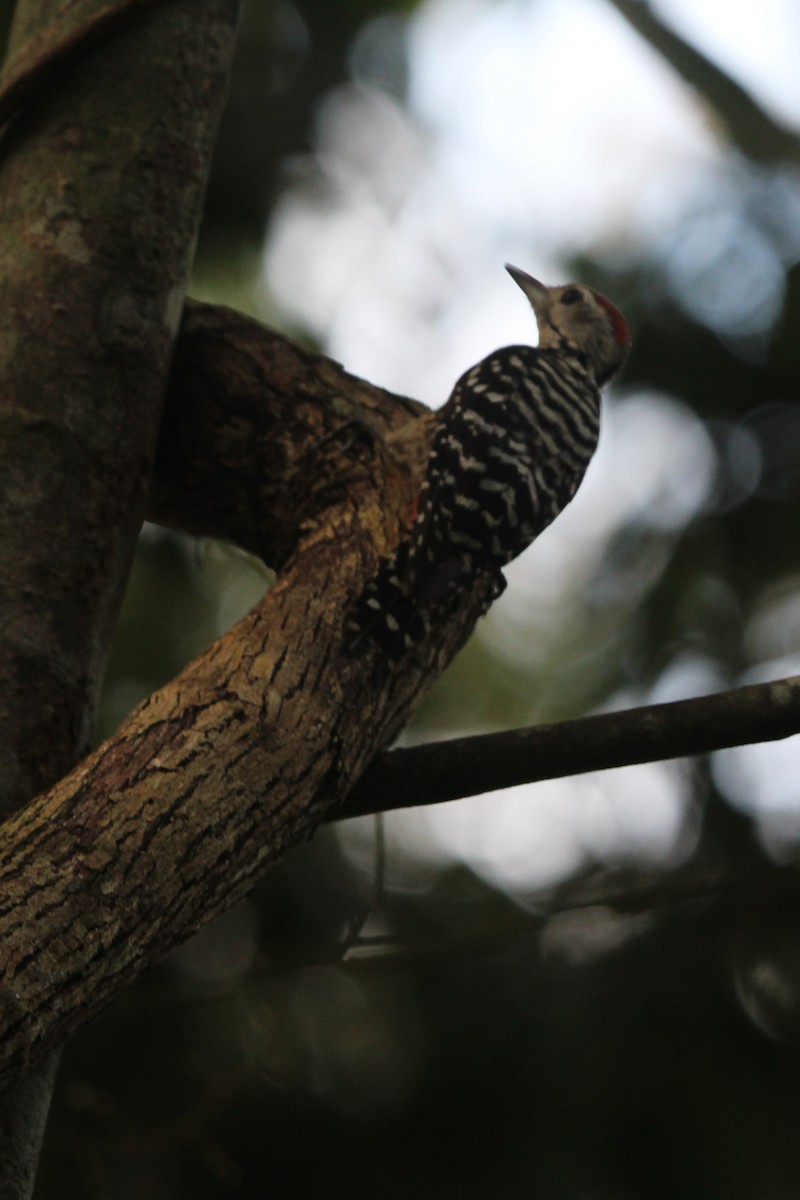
top-left (505, 263), bottom-right (548, 318)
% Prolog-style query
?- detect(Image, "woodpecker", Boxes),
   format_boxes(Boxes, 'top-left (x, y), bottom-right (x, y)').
top-left (343, 264), bottom-right (631, 657)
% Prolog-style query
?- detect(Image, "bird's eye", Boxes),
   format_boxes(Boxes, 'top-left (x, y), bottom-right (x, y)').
top-left (561, 288), bottom-right (582, 305)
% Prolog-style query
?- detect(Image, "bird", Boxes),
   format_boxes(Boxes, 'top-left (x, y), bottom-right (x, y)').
top-left (343, 263), bottom-right (631, 657)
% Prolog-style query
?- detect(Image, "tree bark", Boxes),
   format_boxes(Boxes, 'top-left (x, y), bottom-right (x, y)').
top-left (0, 0), bottom-right (239, 1193)
top-left (0, 296), bottom-right (497, 1093)
top-left (343, 674), bottom-right (800, 817)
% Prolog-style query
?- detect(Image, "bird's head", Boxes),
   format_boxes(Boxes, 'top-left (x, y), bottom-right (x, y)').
top-left (506, 263), bottom-right (631, 386)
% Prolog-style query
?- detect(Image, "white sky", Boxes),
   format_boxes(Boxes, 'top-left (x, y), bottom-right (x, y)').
top-left (264, 0), bottom-right (800, 892)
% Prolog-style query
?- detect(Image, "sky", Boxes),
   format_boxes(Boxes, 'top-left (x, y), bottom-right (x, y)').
top-left (264, 0), bottom-right (800, 893)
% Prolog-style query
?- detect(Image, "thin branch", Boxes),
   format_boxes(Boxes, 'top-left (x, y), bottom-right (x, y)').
top-left (607, 0), bottom-right (800, 168)
top-left (339, 674), bottom-right (800, 819)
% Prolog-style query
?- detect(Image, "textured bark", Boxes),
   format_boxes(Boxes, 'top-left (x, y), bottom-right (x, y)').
top-left (0, 299), bottom-right (496, 1093)
top-left (0, 0), bottom-right (239, 815)
top-left (0, 0), bottom-right (239, 1192)
top-left (0, 0), bottom-right (467, 1123)
top-left (5, 286), bottom-right (800, 1096)
top-left (150, 299), bottom-right (432, 563)
top-left (148, 310), bottom-right (800, 823)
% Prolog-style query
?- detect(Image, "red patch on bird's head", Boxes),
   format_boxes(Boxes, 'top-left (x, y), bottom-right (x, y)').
top-left (592, 291), bottom-right (631, 349)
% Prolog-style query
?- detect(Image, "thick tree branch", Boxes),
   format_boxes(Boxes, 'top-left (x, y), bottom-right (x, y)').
top-left (149, 299), bottom-right (430, 562)
top-left (5, 287), bottom-right (798, 1105)
top-left (341, 675), bottom-right (800, 818)
top-left (0, 293), bottom-right (497, 1093)
top-left (148, 309), bottom-right (800, 824)
top-left (3, 273), bottom-right (799, 1107)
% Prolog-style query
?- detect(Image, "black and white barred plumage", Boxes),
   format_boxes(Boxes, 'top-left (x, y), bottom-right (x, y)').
top-left (344, 265), bottom-right (631, 657)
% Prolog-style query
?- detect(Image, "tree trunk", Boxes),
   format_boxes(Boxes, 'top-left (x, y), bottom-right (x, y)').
top-left (0, 1), bottom-right (239, 1193)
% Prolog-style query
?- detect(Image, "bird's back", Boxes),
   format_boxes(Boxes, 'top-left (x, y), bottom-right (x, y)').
top-left (404, 343), bottom-right (601, 587)
top-left (343, 342), bottom-right (601, 657)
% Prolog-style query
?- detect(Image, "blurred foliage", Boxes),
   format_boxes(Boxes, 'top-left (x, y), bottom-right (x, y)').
top-left (198, 0), bottom-right (419, 248)
top-left (19, 0), bottom-right (800, 1196)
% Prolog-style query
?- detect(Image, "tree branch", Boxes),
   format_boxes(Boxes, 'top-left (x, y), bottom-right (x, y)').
top-left (607, 0), bottom-right (800, 167)
top-left (0, 293), bottom-right (498, 1094)
top-left (0, 0), bottom-right (164, 137)
top-left (340, 675), bottom-right (800, 818)
top-left (3, 276), bottom-right (798, 1106)
top-left (149, 299), bottom-right (430, 562)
